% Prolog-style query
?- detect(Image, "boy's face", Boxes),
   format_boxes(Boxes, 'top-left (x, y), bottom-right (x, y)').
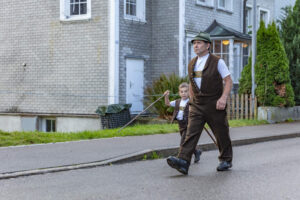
top-left (179, 87), bottom-right (189, 100)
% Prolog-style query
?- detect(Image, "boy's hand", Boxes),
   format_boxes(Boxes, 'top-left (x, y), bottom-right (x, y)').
top-left (164, 90), bottom-right (170, 96)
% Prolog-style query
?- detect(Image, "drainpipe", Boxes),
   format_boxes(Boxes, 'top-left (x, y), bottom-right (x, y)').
top-left (179, 0), bottom-right (185, 77)
top-left (108, 0), bottom-right (119, 104)
top-left (251, 0), bottom-right (257, 115)
top-left (229, 39), bottom-right (234, 82)
top-left (243, 0), bottom-right (248, 33)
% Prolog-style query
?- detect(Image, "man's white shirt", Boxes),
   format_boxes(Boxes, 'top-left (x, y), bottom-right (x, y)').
top-left (194, 53), bottom-right (231, 89)
top-left (170, 98), bottom-right (189, 120)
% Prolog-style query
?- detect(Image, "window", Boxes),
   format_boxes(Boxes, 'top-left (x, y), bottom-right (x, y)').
top-left (245, 6), bottom-right (252, 34)
top-left (211, 40), bottom-right (230, 67)
top-left (218, 0), bottom-right (233, 11)
top-left (124, 0), bottom-right (146, 22)
top-left (60, 0), bottom-right (91, 21)
top-left (196, 0), bottom-right (214, 7)
top-left (39, 118), bottom-right (56, 132)
top-left (46, 119), bottom-right (56, 132)
top-left (259, 8), bottom-right (270, 25)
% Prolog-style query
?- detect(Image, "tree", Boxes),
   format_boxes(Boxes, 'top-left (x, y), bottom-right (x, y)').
top-left (239, 21), bottom-right (295, 107)
top-left (279, 0), bottom-right (300, 105)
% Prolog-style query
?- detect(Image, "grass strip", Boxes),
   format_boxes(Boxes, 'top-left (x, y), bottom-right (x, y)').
top-left (0, 120), bottom-right (268, 147)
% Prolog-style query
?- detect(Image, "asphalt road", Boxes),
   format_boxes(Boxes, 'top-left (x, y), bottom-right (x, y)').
top-left (1, 138), bottom-right (300, 200)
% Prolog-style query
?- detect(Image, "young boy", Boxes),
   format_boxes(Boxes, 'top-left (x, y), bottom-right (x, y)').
top-left (164, 82), bottom-right (202, 163)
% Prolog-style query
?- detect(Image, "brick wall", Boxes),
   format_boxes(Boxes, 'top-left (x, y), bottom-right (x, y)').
top-left (0, 0), bottom-right (109, 114)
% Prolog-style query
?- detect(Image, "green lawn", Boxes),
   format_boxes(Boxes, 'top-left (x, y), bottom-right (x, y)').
top-left (0, 119), bottom-right (268, 147)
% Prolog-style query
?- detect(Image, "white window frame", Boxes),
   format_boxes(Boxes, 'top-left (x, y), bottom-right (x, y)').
top-left (211, 39), bottom-right (230, 67)
top-left (124, 0), bottom-right (146, 22)
top-left (217, 0), bottom-right (233, 12)
top-left (245, 6), bottom-right (252, 34)
top-left (259, 7), bottom-right (270, 25)
top-left (196, 0), bottom-right (214, 8)
top-left (39, 118), bottom-right (56, 132)
top-left (60, 0), bottom-right (91, 21)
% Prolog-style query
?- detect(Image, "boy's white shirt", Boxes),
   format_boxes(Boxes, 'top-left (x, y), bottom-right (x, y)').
top-left (194, 53), bottom-right (231, 89)
top-left (170, 98), bottom-right (189, 120)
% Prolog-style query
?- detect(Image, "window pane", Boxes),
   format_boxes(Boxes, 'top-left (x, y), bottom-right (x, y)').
top-left (222, 54), bottom-right (229, 66)
top-left (80, 3), bottom-right (87, 14)
top-left (126, 0), bottom-right (137, 16)
top-left (46, 120), bottom-right (51, 132)
top-left (260, 11), bottom-right (267, 23)
top-left (222, 42), bottom-right (229, 53)
top-left (71, 4), bottom-right (79, 15)
top-left (126, 2), bottom-right (130, 15)
top-left (214, 40), bottom-right (221, 54)
top-left (219, 0), bottom-right (225, 7)
top-left (52, 120), bottom-right (56, 132)
top-left (130, 4), bottom-right (136, 15)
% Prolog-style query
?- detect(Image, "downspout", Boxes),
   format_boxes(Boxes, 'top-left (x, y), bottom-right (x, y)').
top-left (179, 0), bottom-right (185, 77)
top-left (243, 0), bottom-right (248, 33)
top-left (109, 0), bottom-right (119, 104)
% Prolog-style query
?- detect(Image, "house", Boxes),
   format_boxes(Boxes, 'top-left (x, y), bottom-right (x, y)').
top-left (0, 0), bottom-right (295, 132)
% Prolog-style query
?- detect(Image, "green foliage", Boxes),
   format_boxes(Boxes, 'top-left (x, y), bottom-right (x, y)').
top-left (144, 73), bottom-right (189, 118)
top-left (238, 55), bottom-right (252, 94)
top-left (239, 21), bottom-right (295, 107)
top-left (278, 0), bottom-right (300, 105)
top-left (142, 152), bottom-right (162, 160)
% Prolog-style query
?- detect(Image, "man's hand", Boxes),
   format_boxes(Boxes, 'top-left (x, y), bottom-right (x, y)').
top-left (216, 75), bottom-right (232, 110)
top-left (216, 96), bottom-right (227, 110)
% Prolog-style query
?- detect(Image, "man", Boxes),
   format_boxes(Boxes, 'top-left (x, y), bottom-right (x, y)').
top-left (166, 32), bottom-right (233, 175)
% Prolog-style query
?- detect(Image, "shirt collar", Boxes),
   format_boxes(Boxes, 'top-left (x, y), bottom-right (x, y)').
top-left (197, 53), bottom-right (209, 61)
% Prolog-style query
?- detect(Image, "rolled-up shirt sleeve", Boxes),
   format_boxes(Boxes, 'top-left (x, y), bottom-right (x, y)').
top-left (170, 100), bottom-right (176, 107)
top-left (218, 59), bottom-right (231, 79)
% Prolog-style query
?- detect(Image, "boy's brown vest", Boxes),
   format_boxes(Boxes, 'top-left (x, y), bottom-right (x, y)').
top-left (188, 54), bottom-right (223, 103)
top-left (171, 99), bottom-right (189, 123)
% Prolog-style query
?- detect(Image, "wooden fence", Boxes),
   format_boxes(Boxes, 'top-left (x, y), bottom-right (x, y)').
top-left (226, 94), bottom-right (257, 120)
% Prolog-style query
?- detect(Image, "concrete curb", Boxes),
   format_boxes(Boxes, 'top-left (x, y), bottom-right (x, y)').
top-left (1, 132), bottom-right (300, 180)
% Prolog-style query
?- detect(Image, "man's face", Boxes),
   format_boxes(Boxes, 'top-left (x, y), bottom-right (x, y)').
top-left (193, 40), bottom-right (210, 56)
top-left (179, 87), bottom-right (189, 100)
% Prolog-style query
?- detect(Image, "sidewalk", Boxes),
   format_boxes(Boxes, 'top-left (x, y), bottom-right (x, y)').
top-left (1, 121), bottom-right (300, 179)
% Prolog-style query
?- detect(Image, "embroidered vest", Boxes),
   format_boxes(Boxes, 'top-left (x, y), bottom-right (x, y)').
top-left (171, 99), bottom-right (189, 123)
top-left (188, 54), bottom-right (223, 103)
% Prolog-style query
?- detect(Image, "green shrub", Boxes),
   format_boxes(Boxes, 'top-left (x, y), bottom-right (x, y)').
top-left (239, 21), bottom-right (295, 107)
top-left (144, 73), bottom-right (189, 119)
top-left (278, 0), bottom-right (300, 105)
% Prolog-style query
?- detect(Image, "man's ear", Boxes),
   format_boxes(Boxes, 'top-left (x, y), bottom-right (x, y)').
top-left (207, 43), bottom-right (211, 50)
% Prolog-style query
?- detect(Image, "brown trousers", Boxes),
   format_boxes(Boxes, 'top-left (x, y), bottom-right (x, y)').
top-left (178, 120), bottom-right (188, 146)
top-left (178, 99), bottom-right (232, 163)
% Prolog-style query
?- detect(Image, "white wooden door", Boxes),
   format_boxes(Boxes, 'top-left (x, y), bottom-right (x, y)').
top-left (126, 58), bottom-right (144, 113)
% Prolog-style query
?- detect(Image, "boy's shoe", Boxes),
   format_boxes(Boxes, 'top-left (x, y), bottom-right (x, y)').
top-left (166, 156), bottom-right (190, 175)
top-left (216, 161), bottom-right (232, 171)
top-left (194, 149), bottom-right (202, 163)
